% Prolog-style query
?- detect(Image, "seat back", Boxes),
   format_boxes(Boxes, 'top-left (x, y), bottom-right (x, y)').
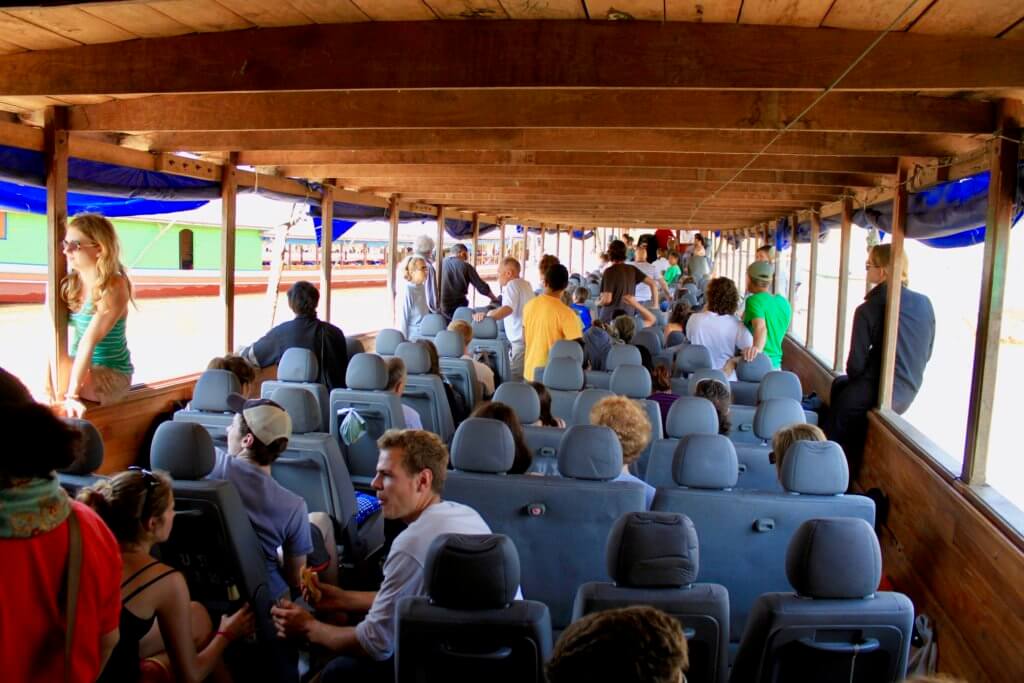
top-left (436, 329), bottom-right (479, 408)
top-left (396, 342), bottom-right (455, 443)
top-left (571, 388), bottom-right (615, 426)
top-left (345, 336), bottom-right (364, 359)
top-left (375, 328), bottom-right (407, 356)
top-left (444, 425), bottom-right (647, 628)
top-left (469, 316), bottom-right (511, 383)
top-left (149, 422), bottom-right (293, 679)
top-left (58, 418), bottom-right (106, 495)
top-left (396, 534), bottom-right (552, 683)
top-left (652, 437), bottom-right (875, 643)
top-left (757, 370), bottom-right (803, 403)
top-left (674, 344), bottom-right (713, 377)
top-left (415, 313), bottom-right (448, 339)
top-left (644, 397), bottom-right (719, 487)
top-left (330, 353), bottom-right (407, 484)
top-left (753, 398), bottom-right (806, 442)
top-left (173, 369), bottom-right (240, 442)
top-left (494, 381), bottom-right (564, 472)
top-left (573, 511), bottom-right (729, 683)
top-left (542, 357), bottom-right (585, 426)
top-left (453, 306), bottom-right (476, 323)
top-left (585, 344), bottom-right (642, 389)
top-left (550, 339), bottom-right (584, 364)
top-left (730, 518), bottom-right (913, 683)
top-left (609, 364), bottom-right (663, 476)
top-left (260, 348), bottom-right (330, 431)
top-left (631, 328), bottom-right (662, 357)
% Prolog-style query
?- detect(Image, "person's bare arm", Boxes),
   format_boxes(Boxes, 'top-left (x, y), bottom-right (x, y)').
top-left (598, 292), bottom-right (612, 306)
top-left (272, 600), bottom-right (368, 656)
top-left (623, 295), bottom-right (656, 327)
top-left (643, 276), bottom-right (659, 308)
top-left (744, 318), bottom-right (768, 361)
top-left (474, 306), bottom-right (512, 322)
top-left (98, 629), bottom-right (119, 674)
top-left (64, 278), bottom-right (129, 415)
top-left (282, 554), bottom-right (306, 592)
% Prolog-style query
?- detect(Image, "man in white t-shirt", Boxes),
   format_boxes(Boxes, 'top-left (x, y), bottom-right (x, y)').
top-left (685, 277), bottom-right (753, 380)
top-left (272, 429), bottom-right (493, 680)
top-left (473, 257), bottom-right (534, 380)
top-left (629, 243), bottom-right (658, 304)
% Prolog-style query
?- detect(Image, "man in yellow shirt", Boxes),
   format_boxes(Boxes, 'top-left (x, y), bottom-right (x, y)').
top-left (523, 263), bottom-right (584, 381)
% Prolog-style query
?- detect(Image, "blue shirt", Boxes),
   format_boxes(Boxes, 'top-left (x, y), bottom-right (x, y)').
top-left (570, 303), bottom-right (593, 331)
top-left (208, 449), bottom-right (313, 599)
top-left (614, 470), bottom-right (655, 510)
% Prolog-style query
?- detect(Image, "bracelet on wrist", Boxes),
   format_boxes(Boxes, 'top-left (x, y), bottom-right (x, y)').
top-left (215, 630), bottom-right (234, 643)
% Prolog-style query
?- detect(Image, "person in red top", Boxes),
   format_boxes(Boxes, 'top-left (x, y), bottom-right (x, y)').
top-left (0, 367), bottom-right (122, 683)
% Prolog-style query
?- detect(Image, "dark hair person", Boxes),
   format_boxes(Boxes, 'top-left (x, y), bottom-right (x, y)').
top-left (693, 378), bottom-right (732, 435)
top-left (470, 402), bottom-right (533, 474)
top-left (529, 381), bottom-right (566, 428)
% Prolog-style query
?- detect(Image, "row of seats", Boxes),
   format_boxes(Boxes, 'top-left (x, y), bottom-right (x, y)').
top-left (380, 311), bottom-right (512, 384)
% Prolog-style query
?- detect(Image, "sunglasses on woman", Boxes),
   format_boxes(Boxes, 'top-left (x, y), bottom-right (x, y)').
top-left (62, 239), bottom-right (98, 252)
top-left (129, 465), bottom-right (160, 515)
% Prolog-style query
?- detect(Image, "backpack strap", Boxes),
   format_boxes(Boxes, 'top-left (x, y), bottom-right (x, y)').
top-left (64, 510), bottom-right (83, 683)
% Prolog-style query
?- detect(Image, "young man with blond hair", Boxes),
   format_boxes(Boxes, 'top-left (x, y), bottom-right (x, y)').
top-left (474, 256), bottom-right (534, 380)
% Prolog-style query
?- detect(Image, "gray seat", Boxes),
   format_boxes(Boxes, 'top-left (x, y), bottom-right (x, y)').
top-left (453, 306), bottom-right (476, 323)
top-left (58, 418), bottom-right (106, 495)
top-left (731, 371), bottom-right (818, 442)
top-left (269, 387), bottom-right (384, 563)
top-left (573, 512), bottom-right (729, 683)
top-left (150, 422), bottom-right (295, 680)
top-left (436, 329), bottom-right (480, 408)
top-left (173, 369), bottom-right (239, 443)
top-left (329, 353), bottom-right (407, 485)
top-left (413, 313), bottom-right (448, 340)
top-left (345, 336), bottom-right (364, 360)
top-left (687, 368), bottom-right (730, 396)
top-left (396, 534), bottom-right (552, 683)
top-left (260, 348), bottom-right (330, 432)
top-left (493, 381), bottom-right (563, 474)
top-left (652, 437), bottom-right (875, 644)
top-left (609, 364), bottom-right (663, 476)
top-left (533, 339), bottom-right (586, 383)
top-left (585, 344), bottom-right (640, 389)
top-left (374, 328), bottom-right (406, 356)
top-left (632, 328), bottom-right (672, 369)
top-left (644, 397), bottom-right (720, 488)
top-left (672, 345), bottom-right (713, 393)
top-left (730, 353), bottom-right (772, 406)
top-left (542, 356), bottom-right (585, 426)
top-left (571, 387), bottom-right (615, 426)
top-left (395, 342), bottom-right (455, 444)
top-left (730, 518), bottom-right (913, 683)
top-left (666, 330), bottom-right (686, 347)
top-left (731, 396), bottom-right (807, 446)
top-left (469, 316), bottom-right (511, 383)
top-left (444, 424), bottom-right (647, 629)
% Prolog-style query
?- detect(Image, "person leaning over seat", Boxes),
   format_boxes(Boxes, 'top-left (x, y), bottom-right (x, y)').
top-left (271, 429), bottom-right (495, 682)
top-left (440, 243), bottom-right (499, 319)
top-left (742, 261), bottom-right (792, 369)
top-left (472, 256), bottom-right (534, 381)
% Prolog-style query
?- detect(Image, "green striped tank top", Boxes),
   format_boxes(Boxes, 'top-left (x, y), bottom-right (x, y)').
top-left (69, 300), bottom-right (133, 375)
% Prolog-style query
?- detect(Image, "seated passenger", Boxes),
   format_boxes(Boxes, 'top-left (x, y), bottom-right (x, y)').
top-left (240, 281), bottom-right (349, 391)
top-left (686, 277), bottom-right (753, 380)
top-left (662, 302), bottom-right (692, 346)
top-left (648, 364), bottom-right (679, 426)
top-left (447, 319), bottom-right (496, 397)
top-left (386, 357), bottom-right (423, 430)
top-left (207, 353), bottom-right (257, 397)
top-left (418, 340), bottom-right (469, 426)
top-left (546, 606), bottom-right (689, 683)
top-left (207, 395), bottom-right (335, 598)
top-left (693, 378), bottom-right (732, 436)
top-left (81, 470), bottom-right (254, 683)
top-left (530, 381), bottom-right (567, 428)
top-left (469, 402), bottom-right (534, 474)
top-left (0, 368), bottom-right (122, 683)
top-left (570, 287), bottom-right (593, 331)
top-left (770, 423), bottom-right (827, 483)
top-left (611, 314), bottom-right (637, 344)
top-left (271, 429), bottom-right (494, 680)
top-left (590, 396), bottom-right (655, 509)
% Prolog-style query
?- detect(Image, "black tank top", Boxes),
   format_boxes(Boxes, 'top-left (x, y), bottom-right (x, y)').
top-left (98, 560), bottom-right (178, 683)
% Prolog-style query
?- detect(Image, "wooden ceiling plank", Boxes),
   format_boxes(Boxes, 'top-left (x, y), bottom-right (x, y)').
top-left (80, 4), bottom-right (195, 39)
top-left (147, 0), bottom-right (254, 33)
top-left (285, 0), bottom-right (369, 23)
top-left (215, 0), bottom-right (316, 27)
top-left (0, 12), bottom-right (79, 50)
top-left (0, 36), bottom-right (27, 55)
top-left (500, 0), bottom-right (587, 19)
top-left (821, 0), bottom-right (932, 31)
top-left (1, 21), bottom-right (1022, 95)
top-left (424, 0), bottom-right (509, 20)
top-left (739, 0), bottom-right (835, 27)
top-left (584, 0), bottom-right (664, 20)
top-left (63, 90), bottom-right (995, 135)
top-left (349, 178), bottom-right (850, 192)
top-left (4, 6), bottom-right (137, 44)
top-left (911, 0), bottom-right (1024, 37)
top-left (349, 0), bottom-right (437, 20)
top-left (1002, 17), bottom-right (1024, 39)
top-left (666, 0), bottom-right (742, 23)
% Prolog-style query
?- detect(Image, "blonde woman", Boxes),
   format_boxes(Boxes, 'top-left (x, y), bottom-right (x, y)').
top-left (57, 214), bottom-right (134, 417)
top-left (397, 255), bottom-right (430, 338)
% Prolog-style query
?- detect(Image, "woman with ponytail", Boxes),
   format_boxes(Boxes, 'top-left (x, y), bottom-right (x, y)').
top-left (54, 214), bottom-right (136, 417)
top-left (80, 470), bottom-right (253, 683)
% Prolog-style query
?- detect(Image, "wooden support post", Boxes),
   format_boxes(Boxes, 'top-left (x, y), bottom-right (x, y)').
top-left (499, 219), bottom-right (507, 262)
top-left (45, 106), bottom-right (70, 399)
top-left (806, 207), bottom-right (821, 349)
top-left (579, 228), bottom-right (585, 274)
top-left (963, 104), bottom-right (1021, 484)
top-left (470, 212), bottom-right (480, 307)
top-left (319, 183), bottom-right (334, 322)
top-left (877, 160), bottom-right (912, 411)
top-left (835, 198), bottom-right (853, 371)
top-left (388, 195), bottom-right (400, 323)
top-left (436, 205), bottom-right (446, 312)
top-left (556, 224), bottom-right (562, 262)
top-left (221, 152), bottom-right (237, 353)
top-left (567, 227), bottom-right (574, 272)
top-left (521, 224), bottom-right (528, 265)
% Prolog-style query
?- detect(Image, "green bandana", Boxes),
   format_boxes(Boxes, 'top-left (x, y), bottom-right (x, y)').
top-left (0, 474), bottom-right (72, 538)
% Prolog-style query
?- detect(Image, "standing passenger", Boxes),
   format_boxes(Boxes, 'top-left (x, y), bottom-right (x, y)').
top-left (473, 257), bottom-right (534, 381)
top-left (414, 235), bottom-right (441, 315)
top-left (742, 262), bottom-right (792, 369)
top-left (686, 234), bottom-right (711, 283)
top-left (440, 244), bottom-right (498, 319)
top-left (396, 255), bottom-right (430, 339)
top-left (756, 244), bottom-right (788, 297)
top-left (522, 264), bottom-right (584, 383)
top-left (686, 278), bottom-right (753, 380)
top-left (598, 240), bottom-right (659, 323)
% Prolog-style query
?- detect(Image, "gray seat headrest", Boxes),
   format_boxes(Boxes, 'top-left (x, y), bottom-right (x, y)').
top-left (632, 329), bottom-right (662, 355)
top-left (375, 328), bottom-right (406, 355)
top-left (736, 353), bottom-right (772, 382)
top-left (278, 347), bottom-right (318, 383)
top-left (681, 292), bottom-right (699, 308)
top-left (781, 440), bottom-right (850, 494)
top-left (753, 398), bottom-right (806, 440)
top-left (271, 387), bottom-right (321, 434)
top-left (151, 422), bottom-right (216, 480)
top-left (683, 283), bottom-right (698, 297)
top-left (493, 382), bottom-right (541, 424)
top-left (665, 397), bottom-right (719, 439)
top-left (558, 424), bottom-right (623, 480)
top-left (550, 339), bottom-right (584, 364)
top-left (544, 357), bottom-right (585, 392)
top-left (345, 337), bottom-right (364, 358)
top-left (191, 370), bottom-right (240, 412)
top-left (61, 418), bottom-right (104, 474)
top-left (395, 342), bottom-right (431, 375)
top-left (345, 353), bottom-right (389, 391)
top-left (572, 388), bottom-right (615, 425)
top-left (666, 330), bottom-right (686, 347)
top-left (675, 345), bottom-right (713, 375)
top-left (786, 518), bottom-right (881, 599)
top-left (452, 307), bottom-right (475, 323)
top-left (606, 344), bottom-right (641, 371)
top-left (419, 313), bottom-right (448, 337)
top-left (425, 534), bottom-right (520, 610)
top-left (687, 369), bottom-right (730, 396)
top-left (451, 418), bottom-right (514, 474)
top-left (757, 370), bottom-right (803, 403)
top-left (606, 512), bottom-right (699, 587)
top-left (435, 330), bottom-right (464, 359)
top-left (610, 365), bottom-right (652, 398)
top-left (471, 317), bottom-right (498, 340)
top-left (672, 434), bottom-right (738, 489)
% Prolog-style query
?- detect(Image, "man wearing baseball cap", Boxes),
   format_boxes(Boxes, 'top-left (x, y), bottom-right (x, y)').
top-left (207, 394), bottom-right (328, 600)
top-left (742, 261), bottom-right (792, 368)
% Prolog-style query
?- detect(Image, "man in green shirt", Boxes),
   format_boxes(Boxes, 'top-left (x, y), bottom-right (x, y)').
top-left (743, 261), bottom-right (792, 368)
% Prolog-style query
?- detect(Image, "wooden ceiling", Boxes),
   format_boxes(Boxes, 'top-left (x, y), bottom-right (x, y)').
top-left (0, 0), bottom-right (1020, 229)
